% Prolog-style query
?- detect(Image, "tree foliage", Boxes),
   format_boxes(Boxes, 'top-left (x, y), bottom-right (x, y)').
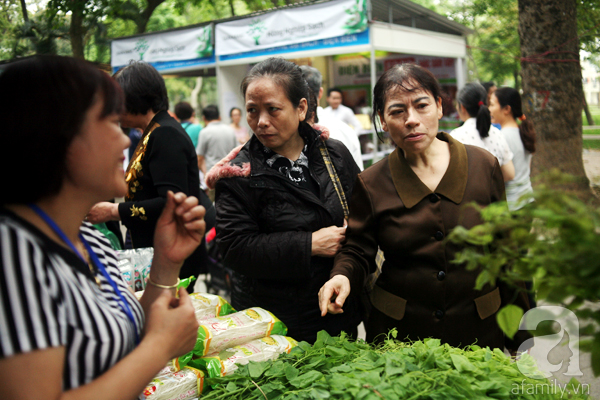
top-left (414, 0), bottom-right (600, 88)
top-left (448, 172), bottom-right (600, 375)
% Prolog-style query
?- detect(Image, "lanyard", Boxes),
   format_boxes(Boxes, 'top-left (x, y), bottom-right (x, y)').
top-left (28, 204), bottom-right (140, 345)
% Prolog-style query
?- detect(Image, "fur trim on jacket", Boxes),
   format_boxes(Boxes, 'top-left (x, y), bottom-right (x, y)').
top-left (205, 124), bottom-right (330, 190)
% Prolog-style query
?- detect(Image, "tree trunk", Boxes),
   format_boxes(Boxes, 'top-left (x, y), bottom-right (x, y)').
top-left (228, 0), bottom-right (236, 16)
top-left (191, 77), bottom-right (202, 112)
top-left (137, 0), bottom-right (166, 34)
top-left (513, 69), bottom-right (520, 91)
top-left (20, 0), bottom-right (29, 22)
top-left (518, 0), bottom-right (591, 197)
top-left (70, 8), bottom-right (85, 59)
top-left (583, 96), bottom-right (595, 126)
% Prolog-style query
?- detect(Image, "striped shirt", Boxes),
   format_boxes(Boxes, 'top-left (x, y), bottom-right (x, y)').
top-left (0, 209), bottom-right (144, 391)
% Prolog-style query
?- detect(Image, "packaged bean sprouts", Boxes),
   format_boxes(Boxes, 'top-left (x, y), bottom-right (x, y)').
top-left (189, 293), bottom-right (235, 322)
top-left (117, 247), bottom-right (153, 291)
top-left (189, 335), bottom-right (298, 378)
top-left (141, 366), bottom-right (204, 400)
top-left (176, 307), bottom-right (287, 369)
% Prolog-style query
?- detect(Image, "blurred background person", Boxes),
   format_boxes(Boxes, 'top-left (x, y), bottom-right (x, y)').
top-left (300, 65), bottom-right (364, 171)
top-left (323, 87), bottom-right (363, 133)
top-left (489, 87), bottom-right (536, 211)
top-left (230, 106), bottom-right (250, 145)
top-left (88, 61), bottom-right (213, 286)
top-left (0, 55), bottom-right (203, 400)
top-left (482, 81), bottom-right (500, 129)
top-left (318, 63), bottom-right (531, 353)
top-left (175, 101), bottom-right (202, 148)
top-left (207, 58), bottom-right (362, 343)
top-left (196, 104), bottom-right (238, 202)
top-left (452, 82), bottom-right (515, 182)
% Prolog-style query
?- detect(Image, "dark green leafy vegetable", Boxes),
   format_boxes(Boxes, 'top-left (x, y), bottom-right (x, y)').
top-left (200, 330), bottom-right (590, 399)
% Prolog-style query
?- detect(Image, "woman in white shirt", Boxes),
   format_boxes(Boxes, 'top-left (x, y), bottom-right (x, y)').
top-left (451, 82), bottom-right (515, 182)
top-left (489, 87), bottom-right (536, 211)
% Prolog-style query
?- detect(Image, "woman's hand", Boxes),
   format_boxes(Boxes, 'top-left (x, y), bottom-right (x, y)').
top-left (318, 275), bottom-right (351, 316)
top-left (153, 191), bottom-right (206, 268)
top-left (311, 224), bottom-right (346, 257)
top-left (87, 202), bottom-right (119, 223)
top-left (144, 288), bottom-right (199, 361)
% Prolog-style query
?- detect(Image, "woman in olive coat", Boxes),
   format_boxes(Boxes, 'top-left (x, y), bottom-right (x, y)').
top-left (319, 64), bottom-right (531, 353)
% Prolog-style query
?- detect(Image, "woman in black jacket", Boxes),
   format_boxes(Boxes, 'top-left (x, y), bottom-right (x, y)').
top-left (206, 58), bottom-right (361, 343)
top-left (87, 61), bottom-right (215, 284)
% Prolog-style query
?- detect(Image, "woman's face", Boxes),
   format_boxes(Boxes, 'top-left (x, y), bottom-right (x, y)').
top-left (245, 77), bottom-right (307, 153)
top-left (489, 93), bottom-right (507, 125)
top-left (231, 109), bottom-right (242, 125)
top-left (66, 96), bottom-right (130, 201)
top-left (379, 85), bottom-right (443, 156)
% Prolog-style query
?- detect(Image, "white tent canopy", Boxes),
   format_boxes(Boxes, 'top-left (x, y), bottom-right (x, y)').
top-left (111, 0), bottom-right (472, 163)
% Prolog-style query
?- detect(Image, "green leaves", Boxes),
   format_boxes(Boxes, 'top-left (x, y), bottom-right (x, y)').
top-left (200, 329), bottom-right (592, 399)
top-left (289, 370), bottom-right (324, 389)
top-left (449, 181), bottom-right (600, 369)
top-left (496, 305), bottom-right (524, 339)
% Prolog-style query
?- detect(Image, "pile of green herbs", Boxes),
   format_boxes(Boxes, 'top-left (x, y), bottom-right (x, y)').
top-left (202, 330), bottom-right (588, 399)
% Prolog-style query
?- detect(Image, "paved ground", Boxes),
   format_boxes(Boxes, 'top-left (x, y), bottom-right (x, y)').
top-left (584, 149), bottom-right (600, 187)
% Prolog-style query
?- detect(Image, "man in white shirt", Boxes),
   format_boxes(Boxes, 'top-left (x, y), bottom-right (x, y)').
top-left (196, 105), bottom-right (238, 200)
top-left (322, 87), bottom-right (363, 133)
top-left (300, 66), bottom-right (364, 170)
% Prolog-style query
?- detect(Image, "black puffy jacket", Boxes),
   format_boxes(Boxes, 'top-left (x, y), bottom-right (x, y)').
top-left (210, 124), bottom-right (362, 343)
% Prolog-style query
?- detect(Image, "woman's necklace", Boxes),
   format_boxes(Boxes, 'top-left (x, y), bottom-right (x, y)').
top-left (75, 239), bottom-right (102, 286)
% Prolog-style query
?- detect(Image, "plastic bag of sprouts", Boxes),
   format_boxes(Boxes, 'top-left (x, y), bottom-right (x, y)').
top-left (189, 335), bottom-right (298, 378)
top-left (176, 307), bottom-right (287, 369)
top-left (189, 293), bottom-right (235, 322)
top-left (141, 366), bottom-right (204, 400)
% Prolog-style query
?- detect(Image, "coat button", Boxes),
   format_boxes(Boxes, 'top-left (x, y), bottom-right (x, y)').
top-left (434, 231), bottom-right (444, 241)
top-left (429, 194), bottom-right (439, 203)
top-left (437, 271), bottom-right (446, 281)
top-left (435, 310), bottom-right (444, 319)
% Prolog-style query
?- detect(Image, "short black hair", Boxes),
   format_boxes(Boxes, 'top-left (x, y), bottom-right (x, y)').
top-left (457, 82), bottom-right (491, 139)
top-left (113, 61), bottom-right (169, 115)
top-left (0, 55), bottom-right (123, 204)
top-left (241, 57), bottom-right (314, 129)
top-left (299, 65), bottom-right (322, 97)
top-left (481, 81), bottom-right (496, 94)
top-left (229, 107), bottom-right (242, 117)
top-left (327, 87), bottom-right (342, 97)
top-left (202, 105), bottom-right (220, 121)
top-left (175, 101), bottom-right (194, 121)
top-left (372, 63), bottom-right (442, 141)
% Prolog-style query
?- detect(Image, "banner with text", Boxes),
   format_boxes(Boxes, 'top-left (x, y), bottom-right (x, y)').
top-left (111, 25), bottom-right (213, 70)
top-left (216, 0), bottom-right (367, 56)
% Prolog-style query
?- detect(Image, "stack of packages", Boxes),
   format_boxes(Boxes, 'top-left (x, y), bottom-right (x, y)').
top-left (117, 248), bottom-right (154, 292)
top-left (117, 248), bottom-right (195, 298)
top-left (141, 293), bottom-right (297, 400)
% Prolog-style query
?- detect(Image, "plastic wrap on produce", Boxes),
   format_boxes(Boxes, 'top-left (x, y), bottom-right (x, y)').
top-left (177, 307), bottom-right (287, 368)
top-left (189, 293), bottom-right (235, 321)
top-left (141, 366), bottom-right (203, 400)
top-left (189, 335), bottom-right (298, 378)
top-left (117, 247), bottom-right (153, 292)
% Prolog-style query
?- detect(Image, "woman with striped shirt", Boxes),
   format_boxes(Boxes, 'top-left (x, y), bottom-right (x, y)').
top-left (0, 56), bottom-right (205, 399)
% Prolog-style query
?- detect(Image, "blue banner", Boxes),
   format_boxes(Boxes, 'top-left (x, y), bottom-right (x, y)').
top-left (219, 28), bottom-right (369, 62)
top-left (112, 55), bottom-right (216, 74)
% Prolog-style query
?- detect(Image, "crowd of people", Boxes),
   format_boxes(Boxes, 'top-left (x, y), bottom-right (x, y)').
top-left (0, 54), bottom-right (536, 398)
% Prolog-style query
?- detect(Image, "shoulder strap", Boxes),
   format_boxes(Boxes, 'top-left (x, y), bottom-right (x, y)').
top-left (318, 139), bottom-right (349, 219)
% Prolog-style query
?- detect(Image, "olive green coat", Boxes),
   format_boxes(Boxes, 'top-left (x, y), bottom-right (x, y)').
top-left (333, 132), bottom-right (531, 351)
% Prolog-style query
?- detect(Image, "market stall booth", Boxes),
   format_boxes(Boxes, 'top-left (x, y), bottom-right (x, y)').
top-left (111, 0), bottom-right (472, 164)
